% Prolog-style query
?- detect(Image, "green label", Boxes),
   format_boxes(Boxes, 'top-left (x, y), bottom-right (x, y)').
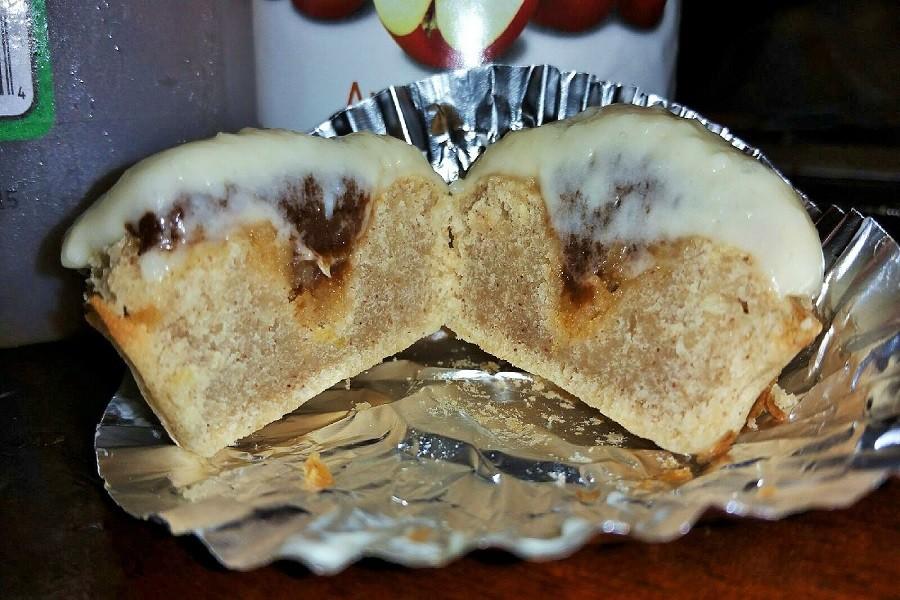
top-left (0, 0), bottom-right (54, 141)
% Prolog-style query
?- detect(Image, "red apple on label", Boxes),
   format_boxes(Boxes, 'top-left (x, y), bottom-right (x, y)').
top-left (532, 0), bottom-right (615, 33)
top-left (374, 0), bottom-right (538, 69)
top-left (291, 0), bottom-right (367, 20)
top-left (618, 0), bottom-right (666, 29)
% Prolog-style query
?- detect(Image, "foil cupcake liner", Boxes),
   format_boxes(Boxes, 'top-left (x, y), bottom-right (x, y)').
top-left (95, 65), bottom-right (900, 573)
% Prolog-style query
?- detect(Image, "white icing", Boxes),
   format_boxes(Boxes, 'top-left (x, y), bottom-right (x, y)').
top-left (454, 105), bottom-right (825, 298)
top-left (190, 187), bottom-right (293, 241)
top-left (61, 129), bottom-right (439, 268)
top-left (139, 250), bottom-right (177, 282)
top-left (134, 189), bottom-right (299, 282)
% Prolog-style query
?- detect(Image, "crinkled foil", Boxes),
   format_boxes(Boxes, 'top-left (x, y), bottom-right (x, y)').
top-left (95, 65), bottom-right (900, 573)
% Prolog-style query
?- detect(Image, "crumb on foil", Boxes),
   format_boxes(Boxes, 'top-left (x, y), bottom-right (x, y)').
top-left (354, 400), bottom-right (373, 412)
top-left (745, 383), bottom-right (797, 431)
top-left (406, 527), bottom-right (433, 543)
top-left (303, 451), bottom-right (334, 492)
top-left (770, 384), bottom-right (798, 417)
top-left (696, 430), bottom-right (737, 465)
top-left (657, 467), bottom-right (694, 485)
top-left (576, 488), bottom-right (601, 503)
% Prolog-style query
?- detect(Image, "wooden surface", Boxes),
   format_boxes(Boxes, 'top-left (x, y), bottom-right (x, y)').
top-left (2, 332), bottom-right (897, 599)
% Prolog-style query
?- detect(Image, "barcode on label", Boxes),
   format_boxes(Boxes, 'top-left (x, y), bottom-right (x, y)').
top-left (0, 0), bottom-right (34, 117)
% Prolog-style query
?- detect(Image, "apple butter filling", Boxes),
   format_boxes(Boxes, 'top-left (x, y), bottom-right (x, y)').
top-left (280, 176), bottom-right (370, 298)
top-left (127, 204), bottom-right (188, 254)
top-left (125, 175), bottom-right (371, 297)
top-left (553, 170), bottom-right (662, 305)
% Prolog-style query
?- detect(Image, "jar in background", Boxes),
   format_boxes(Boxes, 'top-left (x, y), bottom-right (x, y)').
top-left (254, 0), bottom-right (678, 131)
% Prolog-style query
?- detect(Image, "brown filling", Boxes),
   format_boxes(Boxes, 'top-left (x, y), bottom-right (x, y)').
top-left (126, 204), bottom-right (188, 254)
top-left (557, 178), bottom-right (659, 306)
top-left (562, 237), bottom-right (642, 305)
top-left (126, 176), bottom-right (371, 298)
top-left (281, 176), bottom-right (370, 299)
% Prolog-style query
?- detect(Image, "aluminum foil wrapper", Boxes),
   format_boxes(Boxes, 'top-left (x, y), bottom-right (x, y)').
top-left (95, 65), bottom-right (900, 573)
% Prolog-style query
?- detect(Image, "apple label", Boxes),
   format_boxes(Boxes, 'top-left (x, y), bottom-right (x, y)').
top-left (373, 0), bottom-right (538, 68)
top-left (254, 0), bottom-right (679, 131)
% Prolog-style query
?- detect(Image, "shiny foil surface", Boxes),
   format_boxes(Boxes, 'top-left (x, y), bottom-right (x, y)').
top-left (95, 65), bottom-right (900, 573)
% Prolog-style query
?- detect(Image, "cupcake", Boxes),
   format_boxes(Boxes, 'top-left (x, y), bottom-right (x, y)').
top-left (447, 105), bottom-right (824, 454)
top-left (62, 130), bottom-right (449, 456)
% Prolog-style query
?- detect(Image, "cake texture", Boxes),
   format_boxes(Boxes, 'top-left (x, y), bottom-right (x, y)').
top-left (447, 105), bottom-right (824, 455)
top-left (62, 106), bottom-right (825, 458)
top-left (62, 130), bottom-right (450, 456)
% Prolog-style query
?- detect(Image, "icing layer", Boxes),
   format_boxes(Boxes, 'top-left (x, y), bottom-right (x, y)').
top-left (61, 129), bottom-right (438, 268)
top-left (456, 105), bottom-right (824, 298)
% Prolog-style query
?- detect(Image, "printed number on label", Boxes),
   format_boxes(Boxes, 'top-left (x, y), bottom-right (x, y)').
top-left (0, 0), bottom-right (36, 117)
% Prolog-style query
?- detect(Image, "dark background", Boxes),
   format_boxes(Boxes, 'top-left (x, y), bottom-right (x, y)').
top-left (677, 0), bottom-right (899, 236)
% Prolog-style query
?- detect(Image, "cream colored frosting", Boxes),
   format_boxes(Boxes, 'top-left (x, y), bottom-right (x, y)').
top-left (454, 105), bottom-right (824, 298)
top-left (61, 129), bottom-right (439, 269)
